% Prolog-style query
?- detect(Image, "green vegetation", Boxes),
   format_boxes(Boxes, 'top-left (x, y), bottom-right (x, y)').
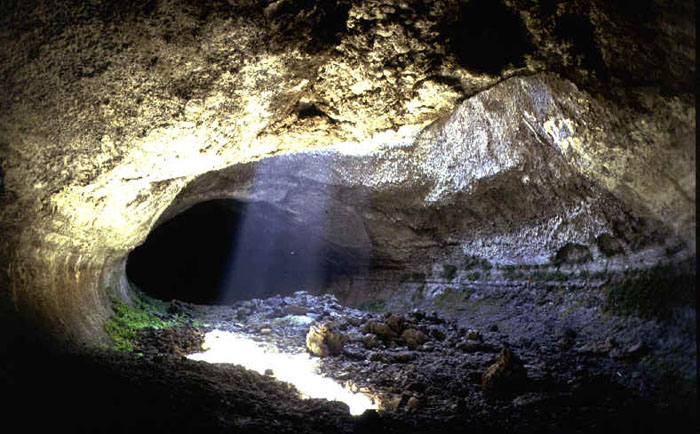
top-left (465, 271), bottom-right (481, 281)
top-left (433, 287), bottom-right (469, 310)
top-left (501, 265), bottom-right (526, 280)
top-left (464, 254), bottom-right (492, 270)
top-left (411, 284), bottom-right (426, 303)
top-left (530, 270), bottom-right (568, 282)
top-left (605, 258), bottom-right (696, 320)
top-left (104, 291), bottom-right (193, 352)
top-left (441, 264), bottom-right (457, 281)
top-left (357, 298), bottom-right (386, 312)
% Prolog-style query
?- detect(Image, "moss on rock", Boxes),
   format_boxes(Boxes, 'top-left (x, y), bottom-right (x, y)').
top-left (605, 258), bottom-right (696, 320)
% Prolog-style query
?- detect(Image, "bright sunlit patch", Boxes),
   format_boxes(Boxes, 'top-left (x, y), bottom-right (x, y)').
top-left (187, 330), bottom-right (377, 415)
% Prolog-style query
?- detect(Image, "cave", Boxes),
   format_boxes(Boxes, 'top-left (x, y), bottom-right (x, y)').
top-left (126, 198), bottom-right (366, 304)
top-left (0, 1), bottom-right (696, 433)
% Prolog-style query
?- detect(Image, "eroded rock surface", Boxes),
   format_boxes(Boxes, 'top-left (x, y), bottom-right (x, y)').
top-left (0, 0), bottom-right (695, 352)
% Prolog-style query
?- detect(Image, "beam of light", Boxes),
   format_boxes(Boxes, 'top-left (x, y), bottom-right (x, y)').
top-left (218, 153), bottom-right (372, 304)
top-left (187, 330), bottom-right (377, 415)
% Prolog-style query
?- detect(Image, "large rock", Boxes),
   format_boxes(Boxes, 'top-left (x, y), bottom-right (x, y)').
top-left (306, 322), bottom-right (346, 357)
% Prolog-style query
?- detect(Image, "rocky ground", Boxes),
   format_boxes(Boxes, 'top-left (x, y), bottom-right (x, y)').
top-left (1, 275), bottom-right (695, 433)
top-left (85, 278), bottom-right (691, 434)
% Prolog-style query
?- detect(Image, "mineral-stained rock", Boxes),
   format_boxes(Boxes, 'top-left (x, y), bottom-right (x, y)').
top-left (401, 328), bottom-right (427, 350)
top-left (306, 323), bottom-right (346, 357)
top-left (385, 314), bottom-right (406, 333)
top-left (407, 396), bottom-right (421, 410)
top-left (481, 348), bottom-right (528, 394)
top-left (361, 320), bottom-right (396, 341)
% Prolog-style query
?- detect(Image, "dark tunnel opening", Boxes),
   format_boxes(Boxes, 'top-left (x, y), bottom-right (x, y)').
top-left (442, 0), bottom-right (534, 74)
top-left (126, 199), bottom-right (366, 305)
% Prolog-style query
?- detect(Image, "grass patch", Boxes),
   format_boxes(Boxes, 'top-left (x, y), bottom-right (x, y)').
top-left (104, 291), bottom-right (193, 352)
top-left (433, 287), bottom-right (467, 310)
top-left (605, 258), bottom-right (696, 320)
top-left (531, 270), bottom-right (568, 282)
top-left (357, 298), bottom-right (386, 312)
top-left (441, 264), bottom-right (457, 281)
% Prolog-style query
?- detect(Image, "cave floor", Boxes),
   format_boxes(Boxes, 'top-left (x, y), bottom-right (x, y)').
top-left (2, 289), bottom-right (696, 434)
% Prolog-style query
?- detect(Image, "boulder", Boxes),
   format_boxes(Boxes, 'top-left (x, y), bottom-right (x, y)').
top-left (401, 328), bottom-right (427, 350)
top-left (306, 323), bottom-right (347, 357)
top-left (361, 320), bottom-right (396, 341)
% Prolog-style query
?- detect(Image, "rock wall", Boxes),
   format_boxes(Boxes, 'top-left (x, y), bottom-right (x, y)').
top-left (0, 0), bottom-right (694, 344)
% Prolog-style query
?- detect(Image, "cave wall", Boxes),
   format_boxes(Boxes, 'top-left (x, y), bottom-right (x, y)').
top-left (0, 0), bottom-right (694, 345)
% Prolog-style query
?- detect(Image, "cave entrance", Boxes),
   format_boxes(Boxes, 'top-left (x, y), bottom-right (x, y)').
top-left (126, 198), bottom-right (366, 304)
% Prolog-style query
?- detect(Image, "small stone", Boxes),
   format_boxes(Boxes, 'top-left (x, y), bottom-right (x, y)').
top-left (512, 392), bottom-right (544, 407)
top-left (481, 348), bottom-right (528, 394)
top-left (429, 327), bottom-right (446, 341)
top-left (407, 396), bottom-right (420, 410)
top-left (259, 328), bottom-right (272, 335)
top-left (264, 368), bottom-right (275, 376)
top-left (368, 352), bottom-right (384, 362)
top-left (419, 342), bottom-right (435, 352)
top-left (457, 340), bottom-right (493, 353)
top-left (378, 394), bottom-right (402, 410)
top-left (465, 329), bottom-right (483, 341)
